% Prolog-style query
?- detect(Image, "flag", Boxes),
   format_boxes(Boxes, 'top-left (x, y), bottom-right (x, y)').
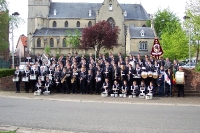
top-left (172, 74), bottom-right (176, 85)
top-left (164, 72), bottom-right (171, 85)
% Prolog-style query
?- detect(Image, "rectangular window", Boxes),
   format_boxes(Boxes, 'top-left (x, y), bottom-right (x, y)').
top-left (109, 4), bottom-right (113, 11)
top-left (139, 41), bottom-right (148, 51)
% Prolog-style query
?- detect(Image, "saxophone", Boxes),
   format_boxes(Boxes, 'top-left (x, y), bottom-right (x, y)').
top-left (71, 73), bottom-right (76, 83)
top-left (61, 73), bottom-right (67, 83)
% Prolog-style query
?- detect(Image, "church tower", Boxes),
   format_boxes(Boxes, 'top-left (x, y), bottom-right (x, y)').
top-left (27, 0), bottom-right (51, 53)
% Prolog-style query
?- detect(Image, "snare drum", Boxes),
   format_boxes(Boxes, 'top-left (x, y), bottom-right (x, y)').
top-left (101, 92), bottom-right (108, 97)
top-left (22, 77), bottom-right (29, 82)
top-left (147, 71), bottom-right (153, 77)
top-left (40, 76), bottom-right (45, 81)
top-left (30, 75), bottom-right (36, 80)
top-left (48, 74), bottom-right (53, 80)
top-left (97, 77), bottom-right (101, 81)
top-left (12, 77), bottom-right (19, 82)
top-left (152, 72), bottom-right (158, 79)
top-left (141, 72), bottom-right (148, 79)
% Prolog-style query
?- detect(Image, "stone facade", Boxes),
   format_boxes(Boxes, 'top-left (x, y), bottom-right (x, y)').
top-left (27, 0), bottom-right (155, 56)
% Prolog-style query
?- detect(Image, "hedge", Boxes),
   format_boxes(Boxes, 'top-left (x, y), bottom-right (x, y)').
top-left (0, 69), bottom-right (15, 78)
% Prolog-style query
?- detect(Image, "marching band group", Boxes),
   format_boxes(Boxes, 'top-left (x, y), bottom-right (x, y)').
top-left (13, 52), bottom-right (185, 98)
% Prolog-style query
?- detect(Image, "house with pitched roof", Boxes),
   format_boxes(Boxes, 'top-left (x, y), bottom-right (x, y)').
top-left (27, 0), bottom-right (155, 56)
top-left (15, 34), bottom-right (28, 57)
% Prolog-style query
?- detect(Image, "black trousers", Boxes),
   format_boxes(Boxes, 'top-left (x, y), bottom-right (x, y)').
top-left (80, 79), bottom-right (86, 94)
top-left (31, 80), bottom-right (36, 92)
top-left (25, 82), bottom-right (30, 92)
top-left (177, 84), bottom-right (184, 97)
top-left (15, 81), bottom-right (20, 92)
top-left (87, 81), bottom-right (93, 94)
top-left (62, 81), bottom-right (68, 94)
top-left (95, 82), bottom-right (102, 94)
top-left (55, 83), bottom-right (61, 93)
top-left (71, 82), bottom-right (77, 94)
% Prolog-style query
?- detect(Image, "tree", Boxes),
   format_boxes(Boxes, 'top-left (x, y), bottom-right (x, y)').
top-left (185, 0), bottom-right (200, 64)
top-left (153, 8), bottom-right (189, 60)
top-left (65, 29), bottom-right (81, 53)
top-left (80, 20), bottom-right (120, 56)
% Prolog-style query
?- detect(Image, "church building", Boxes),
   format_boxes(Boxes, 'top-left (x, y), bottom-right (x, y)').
top-left (27, 0), bottom-right (155, 56)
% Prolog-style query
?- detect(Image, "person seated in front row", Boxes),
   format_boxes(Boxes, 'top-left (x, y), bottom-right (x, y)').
top-left (130, 80), bottom-right (139, 96)
top-left (120, 80), bottom-right (129, 94)
top-left (112, 80), bottom-right (120, 94)
top-left (139, 80), bottom-right (146, 95)
top-left (147, 81), bottom-right (154, 96)
top-left (101, 78), bottom-right (111, 95)
top-left (35, 78), bottom-right (44, 93)
top-left (43, 77), bottom-right (52, 93)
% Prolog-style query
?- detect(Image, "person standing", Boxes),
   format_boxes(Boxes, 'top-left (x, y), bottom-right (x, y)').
top-left (176, 66), bottom-right (186, 97)
top-left (14, 66), bottom-right (22, 93)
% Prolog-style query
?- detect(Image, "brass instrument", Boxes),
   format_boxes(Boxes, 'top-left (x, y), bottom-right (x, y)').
top-left (61, 74), bottom-right (68, 83)
top-left (71, 74), bottom-right (76, 83)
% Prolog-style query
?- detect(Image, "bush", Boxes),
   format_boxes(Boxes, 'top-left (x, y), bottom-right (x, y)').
top-left (0, 69), bottom-right (15, 78)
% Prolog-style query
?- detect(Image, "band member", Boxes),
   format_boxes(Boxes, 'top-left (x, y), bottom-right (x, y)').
top-left (134, 63), bottom-right (142, 85)
top-left (87, 69), bottom-right (94, 94)
top-left (71, 68), bottom-right (78, 94)
top-left (25, 54), bottom-right (33, 64)
top-left (79, 67), bottom-right (87, 94)
top-left (95, 70), bottom-right (102, 94)
top-left (112, 80), bottom-right (120, 94)
top-left (103, 66), bottom-right (112, 82)
top-left (120, 80), bottom-right (129, 95)
top-left (101, 78), bottom-right (111, 95)
top-left (147, 81), bottom-right (154, 95)
top-left (127, 64), bottom-right (134, 88)
top-left (130, 81), bottom-right (139, 96)
top-left (35, 78), bottom-right (44, 92)
top-left (157, 73), bottom-right (164, 97)
top-left (23, 66), bottom-right (30, 93)
top-left (14, 66), bottom-right (22, 93)
top-left (30, 65), bottom-right (39, 92)
top-left (120, 65), bottom-right (127, 85)
top-left (54, 67), bottom-right (61, 93)
top-left (139, 80), bottom-right (146, 95)
top-left (35, 53), bottom-right (42, 66)
top-left (66, 65), bottom-right (72, 94)
top-left (44, 77), bottom-right (52, 93)
top-left (176, 66), bottom-right (186, 97)
top-left (146, 60), bottom-right (154, 86)
top-left (39, 66), bottom-right (47, 84)
top-left (165, 68), bottom-right (173, 97)
top-left (61, 68), bottom-right (69, 94)
top-left (112, 64), bottom-right (120, 83)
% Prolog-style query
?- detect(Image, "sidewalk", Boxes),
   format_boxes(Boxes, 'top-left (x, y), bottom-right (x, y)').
top-left (0, 91), bottom-right (200, 106)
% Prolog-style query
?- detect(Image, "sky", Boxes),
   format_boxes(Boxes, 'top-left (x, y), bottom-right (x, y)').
top-left (7, 0), bottom-right (189, 50)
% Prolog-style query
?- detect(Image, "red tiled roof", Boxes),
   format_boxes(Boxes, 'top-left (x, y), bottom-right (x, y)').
top-left (21, 35), bottom-right (27, 47)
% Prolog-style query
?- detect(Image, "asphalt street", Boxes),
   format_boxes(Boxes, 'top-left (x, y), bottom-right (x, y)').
top-left (0, 97), bottom-right (200, 133)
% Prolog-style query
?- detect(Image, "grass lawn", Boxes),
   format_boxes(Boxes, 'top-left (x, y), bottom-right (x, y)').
top-left (0, 131), bottom-right (16, 133)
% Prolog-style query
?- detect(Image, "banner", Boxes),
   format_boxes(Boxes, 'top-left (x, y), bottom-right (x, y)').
top-left (151, 38), bottom-right (163, 59)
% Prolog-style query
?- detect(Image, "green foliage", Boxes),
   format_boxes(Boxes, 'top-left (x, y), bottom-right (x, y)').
top-left (0, 69), bottom-right (15, 78)
top-left (154, 8), bottom-right (181, 38)
top-left (161, 28), bottom-right (189, 60)
top-left (65, 29), bottom-right (81, 51)
top-left (0, 131), bottom-right (16, 133)
top-left (44, 45), bottom-right (51, 55)
top-left (0, 10), bottom-right (9, 52)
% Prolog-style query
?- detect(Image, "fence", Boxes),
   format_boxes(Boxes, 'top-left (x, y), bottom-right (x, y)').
top-left (0, 58), bottom-right (10, 68)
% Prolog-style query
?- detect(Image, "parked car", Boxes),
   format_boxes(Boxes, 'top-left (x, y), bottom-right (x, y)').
top-left (181, 62), bottom-right (196, 69)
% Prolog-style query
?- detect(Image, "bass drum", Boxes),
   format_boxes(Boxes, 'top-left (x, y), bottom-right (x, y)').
top-left (152, 72), bottom-right (158, 79)
top-left (141, 72), bottom-right (148, 79)
top-left (147, 71), bottom-right (153, 77)
top-left (175, 71), bottom-right (185, 84)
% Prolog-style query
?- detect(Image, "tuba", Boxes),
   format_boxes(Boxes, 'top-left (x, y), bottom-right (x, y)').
top-left (42, 53), bottom-right (51, 66)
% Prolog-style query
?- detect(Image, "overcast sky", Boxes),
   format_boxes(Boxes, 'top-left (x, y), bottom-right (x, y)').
top-left (7, 0), bottom-right (189, 50)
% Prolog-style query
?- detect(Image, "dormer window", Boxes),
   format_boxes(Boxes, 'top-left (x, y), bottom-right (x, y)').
top-left (124, 10), bottom-right (127, 17)
top-left (89, 9), bottom-right (92, 17)
top-left (109, 4), bottom-right (113, 11)
top-left (140, 30), bottom-right (145, 36)
top-left (54, 9), bottom-right (57, 16)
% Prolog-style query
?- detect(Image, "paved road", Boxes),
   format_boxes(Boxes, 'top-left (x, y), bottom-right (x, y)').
top-left (0, 97), bottom-right (200, 133)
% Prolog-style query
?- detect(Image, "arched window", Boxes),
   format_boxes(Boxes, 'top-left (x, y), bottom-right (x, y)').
top-left (37, 38), bottom-right (41, 47)
top-left (63, 38), bottom-right (66, 47)
top-left (88, 21), bottom-right (92, 27)
top-left (77, 21), bottom-right (80, 27)
top-left (53, 21), bottom-right (57, 27)
top-left (65, 21), bottom-right (68, 27)
top-left (50, 38), bottom-right (54, 47)
top-left (107, 17), bottom-right (115, 29)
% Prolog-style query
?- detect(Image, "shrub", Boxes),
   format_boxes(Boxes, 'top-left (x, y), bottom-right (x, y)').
top-left (0, 69), bottom-right (15, 78)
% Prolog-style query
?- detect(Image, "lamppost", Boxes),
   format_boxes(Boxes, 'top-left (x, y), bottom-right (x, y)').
top-left (11, 12), bottom-right (20, 68)
top-left (183, 15), bottom-right (191, 68)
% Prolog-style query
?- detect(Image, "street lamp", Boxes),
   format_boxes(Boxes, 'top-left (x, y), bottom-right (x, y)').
top-left (11, 12), bottom-right (20, 68)
top-left (183, 15), bottom-right (191, 68)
